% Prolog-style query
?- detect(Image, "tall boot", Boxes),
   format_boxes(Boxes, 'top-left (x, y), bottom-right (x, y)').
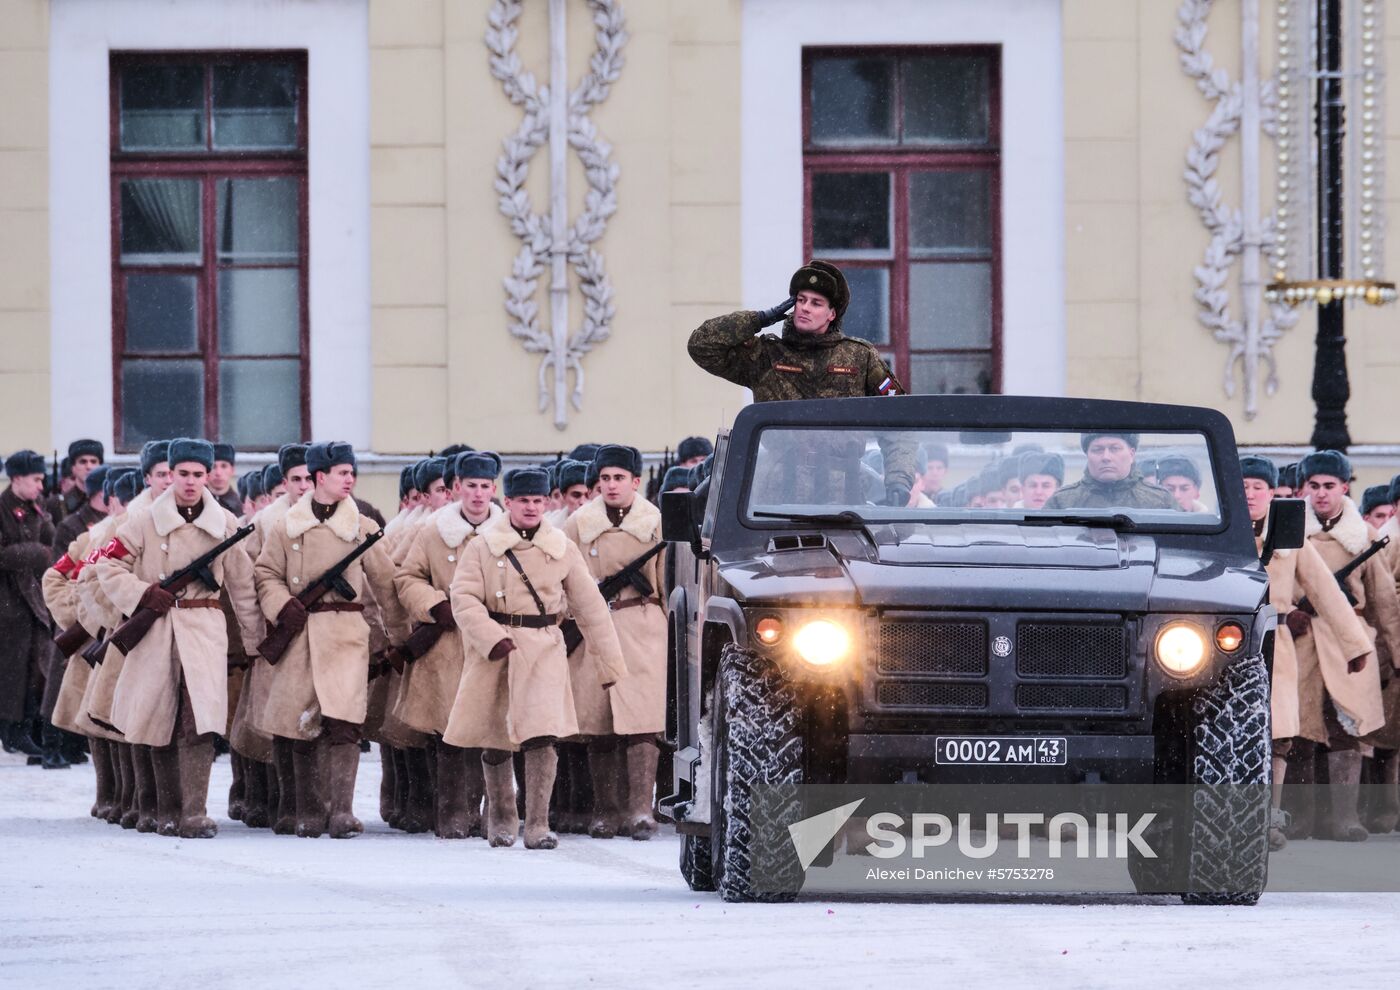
top-left (227, 752), bottom-right (246, 822)
top-left (149, 744), bottom-right (183, 837)
top-left (435, 741), bottom-right (472, 839)
top-left (39, 720), bottom-right (72, 770)
top-left (0, 718), bottom-right (43, 757)
top-left (391, 747), bottom-right (411, 829)
top-left (132, 745), bottom-right (159, 833)
top-left (482, 753), bottom-right (519, 847)
top-left (563, 743), bottom-right (594, 834)
top-left (61, 730), bottom-right (90, 765)
top-left (91, 738), bottom-right (116, 820)
top-left (1327, 749), bottom-right (1368, 842)
top-left (513, 751), bottom-right (527, 822)
top-left (326, 743), bottom-right (363, 838)
top-left (178, 740), bottom-right (217, 838)
top-left (1364, 751), bottom-right (1400, 833)
top-left (265, 759), bottom-right (281, 826)
top-left (379, 744), bottom-right (398, 826)
top-left (586, 741), bottom-right (622, 839)
top-left (272, 738), bottom-right (297, 835)
top-left (523, 745), bottom-right (559, 850)
top-left (242, 758), bottom-right (272, 828)
top-left (116, 744), bottom-right (138, 827)
top-left (401, 746), bottom-right (434, 834)
top-left (1269, 755), bottom-right (1290, 851)
top-left (292, 742), bottom-right (327, 838)
top-left (623, 738), bottom-right (661, 841)
top-left (1282, 740), bottom-right (1316, 839)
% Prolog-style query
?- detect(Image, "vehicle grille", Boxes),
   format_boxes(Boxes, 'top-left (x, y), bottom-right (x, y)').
top-left (878, 681), bottom-right (988, 709)
top-left (878, 620), bottom-right (987, 676)
top-left (1016, 622), bottom-right (1127, 679)
top-left (1015, 684), bottom-right (1128, 712)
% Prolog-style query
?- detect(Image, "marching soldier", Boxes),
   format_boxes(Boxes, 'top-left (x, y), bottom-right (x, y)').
top-left (51, 465), bottom-right (110, 560)
top-left (1360, 484), bottom-right (1393, 530)
top-left (393, 450), bottom-right (503, 838)
top-left (543, 460), bottom-right (589, 527)
top-left (443, 467), bottom-right (627, 849)
top-left (675, 436), bottom-right (712, 469)
top-left (94, 439), bottom-right (263, 838)
top-left (209, 443), bottom-right (242, 517)
top-left (564, 446), bottom-right (668, 840)
top-left (254, 441), bottom-right (408, 838)
top-left (45, 439), bottom-right (104, 525)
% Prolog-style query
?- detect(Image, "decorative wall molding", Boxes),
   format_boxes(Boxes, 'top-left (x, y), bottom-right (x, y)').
top-left (486, 0), bottom-right (627, 430)
top-left (1176, 0), bottom-right (1300, 420)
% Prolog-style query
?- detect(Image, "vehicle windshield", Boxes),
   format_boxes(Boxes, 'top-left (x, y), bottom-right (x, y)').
top-left (745, 426), bottom-right (1223, 531)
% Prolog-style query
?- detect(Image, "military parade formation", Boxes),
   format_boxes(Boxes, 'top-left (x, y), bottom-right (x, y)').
top-left (1, 260), bottom-right (1398, 853)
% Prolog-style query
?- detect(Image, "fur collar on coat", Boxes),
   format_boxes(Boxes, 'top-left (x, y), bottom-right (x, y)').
top-left (149, 487), bottom-right (228, 539)
top-left (481, 514), bottom-right (569, 560)
top-left (285, 491), bottom-right (363, 542)
top-left (1312, 495), bottom-right (1370, 555)
top-left (571, 494), bottom-right (661, 546)
top-left (434, 501), bottom-right (503, 549)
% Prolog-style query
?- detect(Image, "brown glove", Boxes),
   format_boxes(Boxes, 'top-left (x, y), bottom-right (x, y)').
top-left (430, 600), bottom-right (455, 629)
top-left (488, 638), bottom-right (515, 661)
top-left (1284, 609), bottom-right (1312, 639)
top-left (139, 583), bottom-right (176, 615)
top-left (387, 647), bottom-right (408, 675)
top-left (276, 597), bottom-right (308, 635)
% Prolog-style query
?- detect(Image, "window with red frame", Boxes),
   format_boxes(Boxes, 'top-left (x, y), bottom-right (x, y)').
top-left (111, 52), bottom-right (309, 452)
top-left (803, 48), bottom-right (1001, 394)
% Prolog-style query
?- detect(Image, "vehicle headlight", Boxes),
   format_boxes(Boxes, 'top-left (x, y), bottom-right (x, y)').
top-left (791, 618), bottom-right (852, 668)
top-left (1156, 623), bottom-right (1208, 677)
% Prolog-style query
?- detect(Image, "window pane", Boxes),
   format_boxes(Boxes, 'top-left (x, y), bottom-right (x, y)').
top-left (121, 359), bottom-right (204, 444)
top-left (909, 262), bottom-right (993, 349)
top-left (120, 179), bottom-right (203, 265)
top-left (909, 353), bottom-right (992, 395)
top-left (212, 63), bottom-right (299, 149)
top-left (809, 55), bottom-right (896, 145)
top-left (217, 178), bottom-right (299, 263)
top-left (838, 267), bottom-right (890, 345)
top-left (119, 64), bottom-right (205, 151)
top-left (902, 54), bottom-right (992, 145)
top-left (910, 171), bottom-right (991, 255)
top-left (125, 274), bottom-right (199, 353)
top-left (219, 269), bottom-right (300, 355)
top-left (812, 172), bottom-right (891, 256)
top-left (219, 360), bottom-right (301, 448)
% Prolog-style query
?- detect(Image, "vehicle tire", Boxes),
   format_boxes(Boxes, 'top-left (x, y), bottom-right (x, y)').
top-left (679, 833), bottom-right (715, 892)
top-left (710, 644), bottom-right (804, 903)
top-left (1180, 653), bottom-right (1271, 906)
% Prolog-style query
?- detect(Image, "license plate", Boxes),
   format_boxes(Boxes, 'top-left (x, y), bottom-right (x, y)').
top-left (935, 736), bottom-right (1068, 766)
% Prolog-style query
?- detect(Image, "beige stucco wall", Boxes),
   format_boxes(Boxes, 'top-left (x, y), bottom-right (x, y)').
top-left (369, 0), bottom-right (743, 456)
top-left (0, 0), bottom-right (50, 456)
top-left (1065, 0), bottom-right (1400, 454)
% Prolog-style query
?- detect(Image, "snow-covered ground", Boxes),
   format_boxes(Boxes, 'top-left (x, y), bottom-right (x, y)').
top-left (2, 749), bottom-right (1398, 989)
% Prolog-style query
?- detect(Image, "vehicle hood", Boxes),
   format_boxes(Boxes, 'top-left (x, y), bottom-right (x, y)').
top-left (716, 526), bottom-right (1267, 614)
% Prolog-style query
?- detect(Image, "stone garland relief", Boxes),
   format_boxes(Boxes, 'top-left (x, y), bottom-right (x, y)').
top-left (486, 0), bottom-right (627, 429)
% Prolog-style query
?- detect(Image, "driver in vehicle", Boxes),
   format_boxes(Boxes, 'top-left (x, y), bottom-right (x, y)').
top-left (1043, 432), bottom-right (1178, 511)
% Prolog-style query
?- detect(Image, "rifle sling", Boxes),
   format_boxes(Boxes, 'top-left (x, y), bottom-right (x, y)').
top-left (502, 550), bottom-right (550, 618)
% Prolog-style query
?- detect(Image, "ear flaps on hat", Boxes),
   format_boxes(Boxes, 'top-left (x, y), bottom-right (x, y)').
top-left (503, 467), bottom-right (551, 498)
top-left (662, 466), bottom-right (692, 491)
top-left (1018, 451), bottom-right (1065, 484)
top-left (1360, 485), bottom-right (1390, 516)
top-left (1155, 456), bottom-right (1201, 487)
top-left (245, 470), bottom-right (265, 501)
top-left (456, 451), bottom-right (502, 481)
top-left (84, 464), bottom-right (112, 498)
top-left (261, 463), bottom-right (284, 490)
top-left (278, 443), bottom-right (308, 475)
top-left (1080, 433), bottom-right (1140, 453)
top-left (1298, 449), bottom-right (1352, 484)
top-left (414, 456), bottom-right (447, 493)
top-left (4, 449), bottom-right (46, 479)
top-left (592, 444), bottom-right (642, 478)
top-left (68, 439), bottom-right (104, 463)
top-left (113, 470), bottom-right (142, 505)
top-left (789, 259), bottom-right (851, 318)
top-left (676, 436), bottom-right (713, 463)
top-left (305, 441), bottom-right (357, 479)
top-left (168, 438), bottom-right (214, 472)
top-left (140, 440), bottom-right (171, 476)
top-left (1239, 455), bottom-right (1279, 488)
top-left (213, 442), bottom-right (236, 465)
top-left (557, 459), bottom-right (587, 490)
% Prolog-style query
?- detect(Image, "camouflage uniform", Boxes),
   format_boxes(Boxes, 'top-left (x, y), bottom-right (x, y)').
top-left (688, 311), bottom-right (916, 493)
top-left (1043, 470), bottom-right (1177, 511)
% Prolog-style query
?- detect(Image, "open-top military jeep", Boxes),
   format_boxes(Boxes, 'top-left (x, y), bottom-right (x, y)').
top-left (659, 395), bottom-right (1305, 904)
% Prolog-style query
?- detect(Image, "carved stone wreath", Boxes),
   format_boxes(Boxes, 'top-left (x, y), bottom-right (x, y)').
top-left (1176, 0), bottom-right (1299, 420)
top-left (486, 0), bottom-right (626, 428)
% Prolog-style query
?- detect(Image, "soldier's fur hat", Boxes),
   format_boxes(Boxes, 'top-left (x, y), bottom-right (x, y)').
top-left (676, 436), bottom-right (713, 463)
top-left (4, 449), bottom-right (45, 478)
top-left (1080, 432), bottom-right (1140, 452)
top-left (245, 469), bottom-right (265, 501)
top-left (1298, 449), bottom-right (1351, 484)
top-left (1277, 462), bottom-right (1300, 491)
top-left (1388, 473), bottom-right (1400, 506)
top-left (140, 440), bottom-right (170, 476)
top-left (213, 442), bottom-right (236, 465)
top-left (568, 443), bottom-right (601, 463)
top-left (1239, 455), bottom-right (1279, 488)
top-left (1360, 484), bottom-right (1390, 516)
top-left (84, 464), bottom-right (111, 498)
top-left (1155, 455), bottom-right (1201, 487)
top-left (68, 439), bottom-right (104, 463)
top-left (556, 459), bottom-right (588, 491)
top-left (261, 463), bottom-right (284, 491)
top-left (594, 444), bottom-right (643, 479)
top-left (1018, 451), bottom-right (1064, 484)
top-left (789, 259), bottom-right (850, 318)
top-left (414, 456), bottom-right (448, 493)
top-left (306, 441), bottom-right (357, 479)
top-left (456, 451), bottom-right (502, 482)
top-left (503, 467), bottom-right (551, 498)
top-left (921, 442), bottom-right (950, 468)
top-left (662, 465), bottom-right (692, 491)
top-left (278, 443), bottom-right (308, 476)
top-left (112, 469), bottom-right (142, 505)
top-left (168, 438), bottom-right (214, 472)
top-left (439, 443), bottom-right (474, 460)
top-left (399, 465), bottom-right (416, 500)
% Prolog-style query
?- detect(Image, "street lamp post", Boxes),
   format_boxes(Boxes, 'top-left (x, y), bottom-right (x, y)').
top-left (1310, 0), bottom-right (1349, 450)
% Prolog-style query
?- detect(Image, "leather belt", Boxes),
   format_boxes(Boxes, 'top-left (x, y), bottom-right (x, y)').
top-left (308, 602), bottom-right (365, 614)
top-left (608, 597), bottom-right (661, 612)
top-left (487, 610), bottom-right (560, 628)
top-left (173, 598), bottom-right (222, 610)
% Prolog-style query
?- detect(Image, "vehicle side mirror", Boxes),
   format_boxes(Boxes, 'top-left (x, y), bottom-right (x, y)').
top-left (661, 491), bottom-right (700, 548)
top-left (1261, 498), bottom-right (1307, 564)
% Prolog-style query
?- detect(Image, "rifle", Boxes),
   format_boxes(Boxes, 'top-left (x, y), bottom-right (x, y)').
top-left (1295, 535), bottom-right (1390, 617)
top-left (257, 528), bottom-right (385, 665)
top-left (561, 541), bottom-right (666, 653)
top-left (107, 523), bottom-right (256, 656)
